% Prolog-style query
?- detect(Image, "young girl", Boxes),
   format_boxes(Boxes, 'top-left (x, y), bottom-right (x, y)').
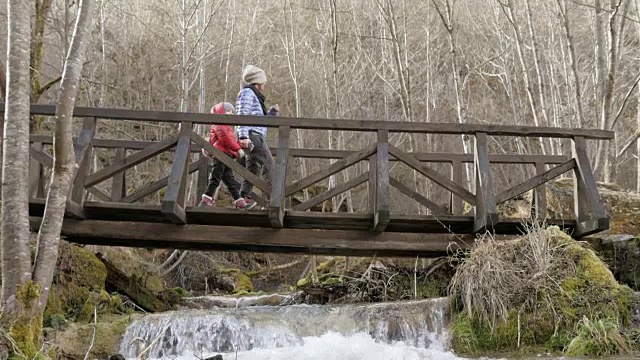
top-left (199, 102), bottom-right (256, 209)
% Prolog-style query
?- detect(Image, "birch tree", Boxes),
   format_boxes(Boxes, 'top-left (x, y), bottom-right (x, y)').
top-left (2, 0), bottom-right (33, 320)
top-left (2, 0), bottom-right (94, 356)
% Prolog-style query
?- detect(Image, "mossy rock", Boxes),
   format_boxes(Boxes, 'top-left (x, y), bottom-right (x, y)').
top-left (220, 269), bottom-right (254, 294)
top-left (450, 226), bottom-right (636, 356)
top-left (54, 313), bottom-right (143, 359)
top-left (44, 242), bottom-right (109, 325)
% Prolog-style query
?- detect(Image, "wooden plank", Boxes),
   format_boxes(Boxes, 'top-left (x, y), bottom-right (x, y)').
top-left (65, 199), bottom-right (85, 219)
top-left (161, 122), bottom-right (191, 224)
top-left (293, 172), bottom-right (369, 212)
top-left (282, 148), bottom-right (570, 164)
top-left (29, 142), bottom-right (45, 198)
top-left (269, 126), bottom-right (290, 228)
top-left (34, 218), bottom-right (483, 257)
top-left (286, 143), bottom-right (376, 197)
top-left (390, 177), bottom-right (450, 215)
top-left (110, 148), bottom-right (127, 201)
top-left (30, 146), bottom-right (54, 167)
top-left (85, 135), bottom-right (178, 187)
top-left (388, 145), bottom-right (476, 205)
top-left (30, 135), bottom-right (570, 164)
top-left (473, 132), bottom-right (498, 233)
top-left (88, 187), bottom-right (111, 202)
top-left (533, 162), bottom-right (548, 220)
top-left (450, 160), bottom-right (464, 215)
top-left (191, 132), bottom-right (271, 194)
top-left (496, 159), bottom-right (576, 204)
top-left (122, 161), bottom-right (200, 203)
top-left (23, 104), bottom-right (614, 139)
top-left (572, 136), bottom-right (608, 237)
top-left (373, 130), bottom-right (390, 232)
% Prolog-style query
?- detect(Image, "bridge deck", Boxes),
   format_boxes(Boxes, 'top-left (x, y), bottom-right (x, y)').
top-left (29, 199), bottom-right (576, 234)
top-left (29, 199), bottom-right (577, 257)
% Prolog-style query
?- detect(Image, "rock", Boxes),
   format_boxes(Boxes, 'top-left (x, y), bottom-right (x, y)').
top-left (450, 226), bottom-right (636, 356)
top-left (44, 241), bottom-right (109, 324)
top-left (108, 355), bottom-right (126, 360)
top-left (596, 235), bottom-right (640, 291)
top-left (180, 293), bottom-right (292, 309)
top-left (204, 355), bottom-right (223, 360)
top-left (97, 252), bottom-right (180, 312)
top-left (55, 313), bottom-right (143, 359)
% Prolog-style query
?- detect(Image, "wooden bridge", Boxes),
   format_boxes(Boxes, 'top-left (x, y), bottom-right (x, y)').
top-left (22, 105), bottom-right (613, 257)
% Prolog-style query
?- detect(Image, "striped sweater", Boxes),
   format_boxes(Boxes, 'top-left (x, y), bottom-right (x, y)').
top-left (236, 87), bottom-right (267, 139)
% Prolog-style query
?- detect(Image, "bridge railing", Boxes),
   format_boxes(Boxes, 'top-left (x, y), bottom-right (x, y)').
top-left (24, 104), bottom-right (613, 237)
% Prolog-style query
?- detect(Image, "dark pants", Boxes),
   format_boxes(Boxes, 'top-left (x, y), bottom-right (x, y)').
top-left (204, 159), bottom-right (241, 200)
top-left (240, 131), bottom-right (274, 199)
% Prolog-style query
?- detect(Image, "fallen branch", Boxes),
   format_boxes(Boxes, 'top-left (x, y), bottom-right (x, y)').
top-left (84, 306), bottom-right (97, 360)
top-left (136, 325), bottom-right (169, 360)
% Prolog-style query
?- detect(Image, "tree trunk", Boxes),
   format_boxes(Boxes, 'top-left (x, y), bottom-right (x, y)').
top-left (601, 0), bottom-right (631, 183)
top-left (33, 0), bottom-right (95, 313)
top-left (2, 0), bottom-right (34, 317)
top-left (556, 0), bottom-right (585, 129)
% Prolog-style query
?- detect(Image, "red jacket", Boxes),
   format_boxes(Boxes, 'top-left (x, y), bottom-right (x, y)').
top-left (209, 124), bottom-right (242, 158)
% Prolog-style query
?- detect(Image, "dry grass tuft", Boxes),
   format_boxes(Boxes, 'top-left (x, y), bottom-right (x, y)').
top-left (449, 223), bottom-right (574, 328)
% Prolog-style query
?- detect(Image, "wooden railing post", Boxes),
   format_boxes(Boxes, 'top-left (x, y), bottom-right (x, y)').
top-left (532, 161), bottom-right (547, 220)
top-left (450, 160), bottom-right (463, 215)
top-left (285, 154), bottom-right (294, 209)
top-left (473, 132), bottom-right (498, 233)
top-left (269, 125), bottom-right (290, 228)
top-left (29, 142), bottom-right (45, 198)
top-left (162, 122), bottom-right (192, 224)
top-left (110, 147), bottom-right (127, 201)
top-left (367, 155), bottom-right (377, 214)
top-left (64, 117), bottom-right (97, 218)
top-left (572, 136), bottom-right (608, 237)
top-left (372, 130), bottom-right (390, 231)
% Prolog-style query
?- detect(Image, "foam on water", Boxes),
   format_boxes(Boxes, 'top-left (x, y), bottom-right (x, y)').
top-left (146, 331), bottom-right (465, 360)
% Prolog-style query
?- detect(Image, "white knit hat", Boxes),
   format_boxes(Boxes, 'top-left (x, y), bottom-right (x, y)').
top-left (242, 65), bottom-right (267, 84)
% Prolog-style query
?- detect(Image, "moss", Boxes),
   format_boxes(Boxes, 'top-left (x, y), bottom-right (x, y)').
top-left (221, 269), bottom-right (254, 294)
top-left (44, 242), bottom-right (108, 324)
top-left (55, 313), bottom-right (142, 359)
top-left (451, 312), bottom-right (479, 355)
top-left (565, 317), bottom-right (633, 356)
top-left (450, 226), bottom-right (636, 356)
top-left (170, 287), bottom-right (191, 297)
top-left (234, 273), bottom-right (254, 293)
top-left (9, 281), bottom-right (44, 359)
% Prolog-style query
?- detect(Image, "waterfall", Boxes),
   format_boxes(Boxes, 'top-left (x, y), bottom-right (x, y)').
top-left (119, 297), bottom-right (454, 359)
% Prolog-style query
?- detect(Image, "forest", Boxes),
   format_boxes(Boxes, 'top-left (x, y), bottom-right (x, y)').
top-left (1, 0), bottom-right (640, 358)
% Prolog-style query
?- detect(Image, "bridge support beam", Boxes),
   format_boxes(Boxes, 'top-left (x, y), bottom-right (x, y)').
top-left (572, 136), bottom-right (608, 238)
top-left (473, 132), bottom-right (499, 233)
top-left (33, 218), bottom-right (522, 258)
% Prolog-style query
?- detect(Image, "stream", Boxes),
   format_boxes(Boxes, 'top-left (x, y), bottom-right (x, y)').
top-left (119, 294), bottom-right (637, 360)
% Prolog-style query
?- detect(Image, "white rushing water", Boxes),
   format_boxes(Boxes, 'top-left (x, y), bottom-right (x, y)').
top-left (120, 296), bottom-right (463, 359)
top-left (171, 332), bottom-right (463, 360)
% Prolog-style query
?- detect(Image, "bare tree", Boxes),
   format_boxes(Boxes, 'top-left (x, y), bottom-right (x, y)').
top-left (2, 0), bottom-right (33, 318)
top-left (33, 0), bottom-right (95, 312)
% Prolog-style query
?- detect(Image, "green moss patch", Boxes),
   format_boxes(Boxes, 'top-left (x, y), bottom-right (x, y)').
top-left (450, 226), bottom-right (636, 356)
top-left (54, 313), bottom-right (142, 359)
